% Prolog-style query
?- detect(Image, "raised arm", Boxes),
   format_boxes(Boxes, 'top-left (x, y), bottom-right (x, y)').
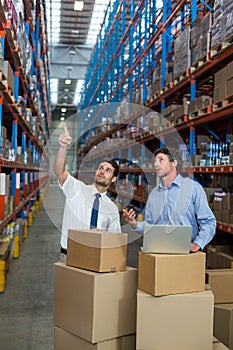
top-left (54, 123), bottom-right (73, 185)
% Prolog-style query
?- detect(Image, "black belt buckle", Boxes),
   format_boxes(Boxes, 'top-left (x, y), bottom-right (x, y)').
top-left (60, 247), bottom-right (67, 255)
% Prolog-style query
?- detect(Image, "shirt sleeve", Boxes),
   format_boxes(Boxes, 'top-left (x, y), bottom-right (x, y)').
top-left (107, 207), bottom-right (122, 233)
top-left (60, 173), bottom-right (81, 200)
top-left (192, 182), bottom-right (216, 249)
top-left (130, 192), bottom-right (155, 235)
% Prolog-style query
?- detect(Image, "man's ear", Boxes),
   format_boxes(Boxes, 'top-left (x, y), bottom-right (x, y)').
top-left (111, 176), bottom-right (117, 183)
top-left (172, 160), bottom-right (177, 168)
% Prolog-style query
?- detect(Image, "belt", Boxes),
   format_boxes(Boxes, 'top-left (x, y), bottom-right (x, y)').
top-left (60, 247), bottom-right (67, 255)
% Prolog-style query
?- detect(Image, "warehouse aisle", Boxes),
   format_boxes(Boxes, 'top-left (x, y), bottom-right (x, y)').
top-left (0, 184), bottom-right (141, 350)
top-left (0, 185), bottom-right (63, 350)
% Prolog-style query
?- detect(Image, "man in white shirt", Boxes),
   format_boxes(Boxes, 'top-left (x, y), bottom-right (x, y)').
top-left (54, 123), bottom-right (121, 259)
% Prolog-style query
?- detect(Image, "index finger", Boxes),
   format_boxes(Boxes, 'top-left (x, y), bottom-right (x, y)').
top-left (63, 122), bottom-right (69, 135)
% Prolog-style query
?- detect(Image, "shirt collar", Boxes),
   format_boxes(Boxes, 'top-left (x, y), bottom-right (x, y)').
top-left (158, 173), bottom-right (183, 190)
top-left (91, 184), bottom-right (107, 197)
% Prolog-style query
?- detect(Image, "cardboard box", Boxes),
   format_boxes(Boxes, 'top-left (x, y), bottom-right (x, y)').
top-left (54, 327), bottom-right (136, 350)
top-left (213, 209), bottom-right (222, 222)
top-left (206, 246), bottom-right (233, 269)
top-left (2, 61), bottom-right (14, 95)
top-left (213, 201), bottom-right (222, 210)
top-left (226, 77), bottom-right (233, 97)
top-left (138, 251), bottom-right (205, 296)
top-left (54, 263), bottom-right (137, 343)
top-left (222, 195), bottom-right (233, 210)
top-left (221, 210), bottom-right (233, 225)
top-left (192, 154), bottom-right (203, 166)
top-left (213, 343), bottom-right (230, 349)
top-left (206, 269), bottom-right (233, 303)
top-left (214, 304), bottom-right (233, 350)
top-left (67, 229), bottom-right (128, 272)
top-left (136, 288), bottom-right (214, 350)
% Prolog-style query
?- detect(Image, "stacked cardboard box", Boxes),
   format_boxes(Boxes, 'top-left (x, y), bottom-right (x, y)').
top-left (214, 61), bottom-right (233, 103)
top-left (189, 95), bottom-right (212, 114)
top-left (206, 269), bottom-right (233, 349)
top-left (54, 230), bottom-right (137, 349)
top-left (191, 13), bottom-right (211, 65)
top-left (174, 26), bottom-right (191, 79)
top-left (136, 251), bottom-right (214, 350)
top-left (214, 337), bottom-right (231, 349)
top-left (206, 245), bottom-right (233, 269)
top-left (211, 0), bottom-right (233, 49)
top-left (2, 61), bottom-right (14, 95)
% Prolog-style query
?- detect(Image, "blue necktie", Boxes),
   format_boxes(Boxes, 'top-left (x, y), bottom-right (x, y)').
top-left (90, 193), bottom-right (101, 229)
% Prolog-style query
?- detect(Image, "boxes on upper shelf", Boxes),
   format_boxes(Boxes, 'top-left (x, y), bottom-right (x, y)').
top-left (206, 269), bottom-right (233, 303)
top-left (2, 61), bottom-right (14, 96)
top-left (174, 26), bottom-right (191, 79)
top-left (54, 263), bottom-right (137, 344)
top-left (206, 246), bottom-right (233, 269)
top-left (66, 229), bottom-right (128, 273)
top-left (138, 251), bottom-right (206, 297)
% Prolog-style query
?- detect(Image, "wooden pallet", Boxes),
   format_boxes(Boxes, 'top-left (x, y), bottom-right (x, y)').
top-left (211, 33), bottom-right (233, 57)
top-left (174, 114), bottom-right (189, 126)
top-left (213, 94), bottom-right (233, 112)
top-left (173, 72), bottom-right (186, 86)
top-left (190, 55), bottom-right (209, 73)
top-left (189, 105), bottom-right (212, 120)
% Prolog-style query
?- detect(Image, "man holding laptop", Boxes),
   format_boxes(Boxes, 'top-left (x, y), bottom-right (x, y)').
top-left (123, 147), bottom-right (216, 253)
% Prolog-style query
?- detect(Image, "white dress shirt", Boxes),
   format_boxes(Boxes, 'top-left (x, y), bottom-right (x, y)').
top-left (60, 173), bottom-right (121, 249)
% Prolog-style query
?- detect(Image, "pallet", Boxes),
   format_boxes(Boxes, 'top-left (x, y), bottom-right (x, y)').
top-left (213, 94), bottom-right (233, 111)
top-left (189, 105), bottom-right (212, 120)
top-left (173, 114), bottom-right (189, 126)
top-left (210, 33), bottom-right (233, 57)
top-left (190, 55), bottom-right (209, 73)
top-left (173, 72), bottom-right (186, 86)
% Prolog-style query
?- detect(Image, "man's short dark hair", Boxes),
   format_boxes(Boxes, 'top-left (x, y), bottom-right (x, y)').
top-left (103, 159), bottom-right (119, 177)
top-left (154, 147), bottom-right (183, 172)
top-left (154, 147), bottom-right (175, 162)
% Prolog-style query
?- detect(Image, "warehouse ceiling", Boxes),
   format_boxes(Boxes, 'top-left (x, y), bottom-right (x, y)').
top-left (46, 0), bottom-right (110, 122)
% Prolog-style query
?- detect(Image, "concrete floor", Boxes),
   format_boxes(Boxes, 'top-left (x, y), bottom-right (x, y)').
top-left (0, 184), bottom-right (141, 350)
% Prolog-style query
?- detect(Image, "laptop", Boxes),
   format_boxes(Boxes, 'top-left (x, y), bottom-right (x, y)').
top-left (141, 224), bottom-right (192, 254)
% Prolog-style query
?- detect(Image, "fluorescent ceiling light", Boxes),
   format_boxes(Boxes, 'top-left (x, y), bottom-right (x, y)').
top-left (74, 1), bottom-right (84, 11)
top-left (61, 108), bottom-right (67, 113)
top-left (60, 116), bottom-right (65, 121)
top-left (65, 79), bottom-right (72, 85)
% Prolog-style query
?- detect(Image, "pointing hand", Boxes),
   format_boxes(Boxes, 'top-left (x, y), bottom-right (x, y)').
top-left (58, 122), bottom-right (73, 148)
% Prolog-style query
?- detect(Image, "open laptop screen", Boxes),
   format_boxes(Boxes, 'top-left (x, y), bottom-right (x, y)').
top-left (142, 224), bottom-right (192, 254)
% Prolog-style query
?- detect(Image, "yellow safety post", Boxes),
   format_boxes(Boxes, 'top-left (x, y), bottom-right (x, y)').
top-left (13, 235), bottom-right (20, 258)
top-left (24, 221), bottom-right (28, 238)
top-left (0, 260), bottom-right (5, 293)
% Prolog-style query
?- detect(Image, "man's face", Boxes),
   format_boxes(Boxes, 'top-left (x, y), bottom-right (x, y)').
top-left (94, 162), bottom-right (116, 187)
top-left (154, 153), bottom-right (176, 178)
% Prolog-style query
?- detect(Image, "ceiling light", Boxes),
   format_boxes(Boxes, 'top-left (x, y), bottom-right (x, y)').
top-left (61, 108), bottom-right (67, 113)
top-left (60, 116), bottom-right (65, 121)
top-left (74, 1), bottom-right (84, 11)
top-left (65, 79), bottom-right (71, 85)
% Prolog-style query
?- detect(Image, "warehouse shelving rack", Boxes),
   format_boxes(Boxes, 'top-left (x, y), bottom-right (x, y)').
top-left (77, 0), bottom-right (232, 235)
top-left (0, 0), bottom-right (51, 275)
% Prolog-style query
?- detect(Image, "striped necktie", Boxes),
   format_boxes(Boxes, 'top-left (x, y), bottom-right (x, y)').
top-left (90, 193), bottom-right (101, 229)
